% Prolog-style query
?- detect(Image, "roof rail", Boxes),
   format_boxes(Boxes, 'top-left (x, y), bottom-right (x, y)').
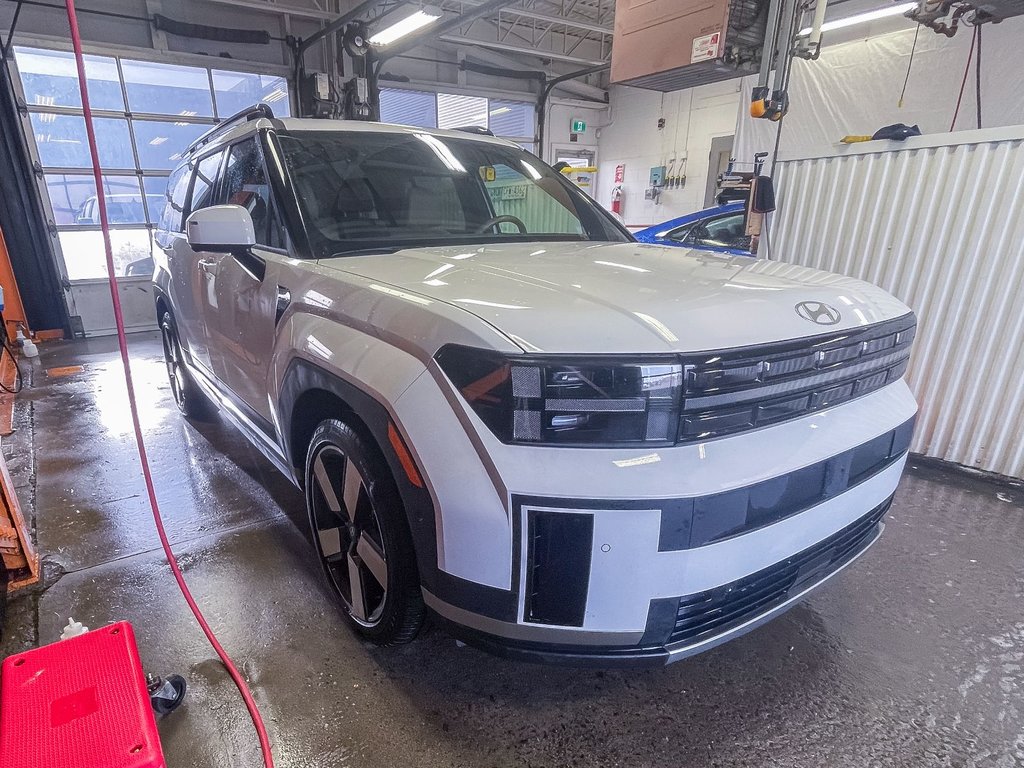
top-left (452, 125), bottom-right (494, 137)
top-left (185, 103), bottom-right (276, 156)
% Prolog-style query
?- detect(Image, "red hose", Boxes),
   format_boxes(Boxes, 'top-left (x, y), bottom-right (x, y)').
top-left (62, 2), bottom-right (275, 765)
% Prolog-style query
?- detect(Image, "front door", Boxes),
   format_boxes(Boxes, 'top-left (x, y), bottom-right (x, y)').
top-left (203, 137), bottom-right (289, 425)
top-left (178, 149), bottom-right (226, 374)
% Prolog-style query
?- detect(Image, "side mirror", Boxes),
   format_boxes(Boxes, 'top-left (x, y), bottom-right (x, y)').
top-left (185, 204), bottom-right (255, 254)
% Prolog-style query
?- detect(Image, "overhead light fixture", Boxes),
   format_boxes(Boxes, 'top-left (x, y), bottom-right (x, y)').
top-left (798, 2), bottom-right (916, 35)
top-left (369, 6), bottom-right (442, 46)
top-left (263, 87), bottom-right (287, 104)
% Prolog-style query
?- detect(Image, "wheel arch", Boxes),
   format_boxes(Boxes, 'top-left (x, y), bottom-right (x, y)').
top-left (278, 357), bottom-right (440, 587)
top-left (153, 285), bottom-right (172, 326)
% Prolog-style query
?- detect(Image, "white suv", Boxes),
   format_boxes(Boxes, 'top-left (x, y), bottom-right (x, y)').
top-left (153, 105), bottom-right (917, 666)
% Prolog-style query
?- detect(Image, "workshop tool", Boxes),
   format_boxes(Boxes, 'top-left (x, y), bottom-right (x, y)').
top-left (0, 621), bottom-right (185, 768)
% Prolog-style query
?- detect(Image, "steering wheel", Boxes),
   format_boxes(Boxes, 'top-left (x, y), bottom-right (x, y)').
top-left (475, 214), bottom-right (527, 234)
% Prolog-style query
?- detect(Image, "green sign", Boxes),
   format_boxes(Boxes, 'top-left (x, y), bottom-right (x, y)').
top-left (571, 118), bottom-right (587, 133)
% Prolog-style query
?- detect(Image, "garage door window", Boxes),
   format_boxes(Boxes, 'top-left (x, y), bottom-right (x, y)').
top-left (379, 88), bottom-right (533, 149)
top-left (11, 46), bottom-right (290, 281)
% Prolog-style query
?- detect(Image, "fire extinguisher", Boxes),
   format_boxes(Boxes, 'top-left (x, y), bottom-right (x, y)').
top-left (611, 185), bottom-right (624, 216)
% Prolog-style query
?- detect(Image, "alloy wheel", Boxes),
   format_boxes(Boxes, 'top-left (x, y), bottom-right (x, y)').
top-left (309, 444), bottom-right (389, 626)
top-left (160, 320), bottom-right (186, 410)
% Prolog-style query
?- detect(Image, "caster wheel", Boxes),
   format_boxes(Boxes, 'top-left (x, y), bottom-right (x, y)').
top-left (150, 674), bottom-right (187, 715)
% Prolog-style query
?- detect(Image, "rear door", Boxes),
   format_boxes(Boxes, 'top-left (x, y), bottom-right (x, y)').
top-left (205, 136), bottom-right (290, 425)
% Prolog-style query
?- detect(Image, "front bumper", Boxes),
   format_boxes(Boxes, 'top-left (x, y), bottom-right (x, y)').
top-left (394, 372), bottom-right (916, 664)
top-left (427, 493), bottom-right (892, 667)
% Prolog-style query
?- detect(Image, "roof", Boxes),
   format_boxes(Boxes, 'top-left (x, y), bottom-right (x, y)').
top-left (185, 105), bottom-right (521, 162)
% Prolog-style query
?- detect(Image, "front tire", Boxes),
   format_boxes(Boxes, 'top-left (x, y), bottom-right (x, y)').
top-left (305, 419), bottom-right (424, 645)
top-left (159, 311), bottom-right (212, 419)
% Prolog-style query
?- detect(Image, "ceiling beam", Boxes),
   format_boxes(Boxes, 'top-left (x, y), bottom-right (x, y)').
top-left (202, 0), bottom-right (338, 21)
top-left (499, 9), bottom-right (612, 35)
top-left (438, 34), bottom-right (606, 66)
top-left (298, 0), bottom-right (384, 55)
top-left (379, 0), bottom-right (518, 58)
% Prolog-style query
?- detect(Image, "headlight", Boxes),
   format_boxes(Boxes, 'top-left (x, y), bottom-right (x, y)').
top-left (435, 345), bottom-right (682, 446)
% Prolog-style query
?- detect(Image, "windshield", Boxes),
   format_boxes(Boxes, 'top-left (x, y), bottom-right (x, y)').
top-left (276, 129), bottom-right (629, 258)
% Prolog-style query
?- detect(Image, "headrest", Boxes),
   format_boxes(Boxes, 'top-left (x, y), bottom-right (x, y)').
top-left (335, 178), bottom-right (375, 215)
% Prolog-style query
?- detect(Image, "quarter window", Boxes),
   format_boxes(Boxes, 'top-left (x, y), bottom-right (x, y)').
top-left (157, 164), bottom-right (191, 242)
top-left (188, 152), bottom-right (224, 215)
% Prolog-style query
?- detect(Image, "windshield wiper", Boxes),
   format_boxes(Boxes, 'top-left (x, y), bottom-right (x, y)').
top-left (328, 245), bottom-right (408, 257)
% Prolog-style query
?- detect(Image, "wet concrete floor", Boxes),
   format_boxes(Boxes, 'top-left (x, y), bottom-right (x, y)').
top-left (2, 332), bottom-right (1023, 767)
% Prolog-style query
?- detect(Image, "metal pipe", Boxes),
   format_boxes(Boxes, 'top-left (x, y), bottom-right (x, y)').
top-left (536, 62), bottom-right (609, 161)
top-left (807, 0), bottom-right (829, 51)
top-left (437, 35), bottom-right (606, 66)
top-left (757, 0), bottom-right (785, 87)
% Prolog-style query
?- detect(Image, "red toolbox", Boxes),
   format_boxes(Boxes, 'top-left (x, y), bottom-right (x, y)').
top-left (0, 621), bottom-right (165, 768)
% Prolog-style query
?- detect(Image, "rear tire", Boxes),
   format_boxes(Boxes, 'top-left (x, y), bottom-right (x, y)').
top-left (305, 418), bottom-right (424, 645)
top-left (159, 311), bottom-right (213, 420)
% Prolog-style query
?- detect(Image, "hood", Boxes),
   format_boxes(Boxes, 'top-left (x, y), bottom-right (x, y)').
top-left (318, 241), bottom-right (911, 354)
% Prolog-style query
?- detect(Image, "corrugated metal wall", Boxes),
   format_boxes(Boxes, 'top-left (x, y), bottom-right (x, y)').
top-left (772, 127), bottom-right (1024, 479)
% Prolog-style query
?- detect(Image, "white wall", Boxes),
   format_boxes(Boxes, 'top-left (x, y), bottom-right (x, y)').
top-left (736, 19), bottom-right (1024, 163)
top-left (545, 100), bottom-right (602, 157)
top-left (595, 80), bottom-right (742, 228)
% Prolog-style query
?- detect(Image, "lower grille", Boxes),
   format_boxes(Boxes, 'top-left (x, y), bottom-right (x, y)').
top-left (668, 496), bottom-right (892, 645)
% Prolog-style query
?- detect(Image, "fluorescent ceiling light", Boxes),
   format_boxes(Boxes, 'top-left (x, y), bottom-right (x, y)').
top-left (370, 7), bottom-right (442, 46)
top-left (798, 2), bottom-right (916, 35)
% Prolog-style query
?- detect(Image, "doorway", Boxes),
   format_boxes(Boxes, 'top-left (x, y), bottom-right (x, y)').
top-left (705, 135), bottom-right (735, 208)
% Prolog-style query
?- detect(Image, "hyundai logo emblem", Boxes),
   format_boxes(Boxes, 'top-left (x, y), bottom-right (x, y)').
top-left (794, 301), bottom-right (842, 325)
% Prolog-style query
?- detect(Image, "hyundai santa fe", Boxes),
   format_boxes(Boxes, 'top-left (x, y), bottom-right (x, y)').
top-left (152, 104), bottom-right (917, 666)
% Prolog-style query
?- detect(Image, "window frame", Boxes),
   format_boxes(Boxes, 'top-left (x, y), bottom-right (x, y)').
top-left (10, 43), bottom-right (292, 281)
top-left (378, 86), bottom-right (535, 146)
top-left (683, 211), bottom-right (750, 250)
top-left (184, 148), bottom-right (228, 221)
top-left (216, 135), bottom-right (287, 252)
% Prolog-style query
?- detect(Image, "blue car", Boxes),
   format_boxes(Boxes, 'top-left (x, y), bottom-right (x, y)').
top-left (633, 202), bottom-right (753, 256)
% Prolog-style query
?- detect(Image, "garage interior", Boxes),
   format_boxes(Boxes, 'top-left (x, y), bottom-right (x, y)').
top-left (0, 0), bottom-right (1022, 766)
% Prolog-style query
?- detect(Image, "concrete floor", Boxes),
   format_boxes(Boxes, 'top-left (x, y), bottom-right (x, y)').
top-left (3, 332), bottom-right (1024, 768)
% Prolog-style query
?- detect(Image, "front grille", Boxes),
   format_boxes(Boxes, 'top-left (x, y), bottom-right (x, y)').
top-left (667, 496), bottom-right (892, 646)
top-left (678, 313), bottom-right (916, 443)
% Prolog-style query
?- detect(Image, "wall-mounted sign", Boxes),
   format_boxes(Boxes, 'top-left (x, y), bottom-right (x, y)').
top-left (570, 118), bottom-right (587, 133)
top-left (614, 163), bottom-right (625, 183)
